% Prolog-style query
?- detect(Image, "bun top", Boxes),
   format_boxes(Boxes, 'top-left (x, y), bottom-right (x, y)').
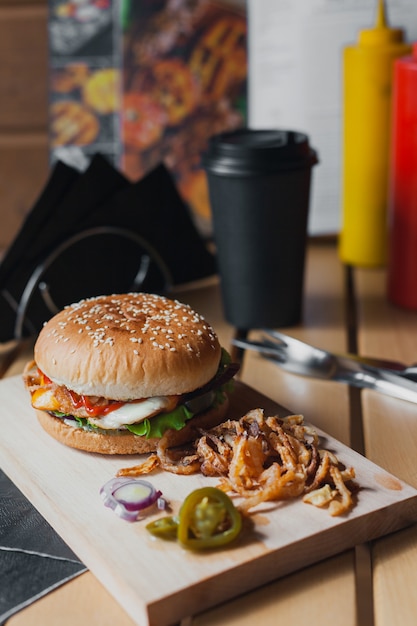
top-left (34, 293), bottom-right (222, 400)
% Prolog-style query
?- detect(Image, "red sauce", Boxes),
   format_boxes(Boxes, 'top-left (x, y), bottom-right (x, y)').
top-left (37, 368), bottom-right (178, 418)
top-left (39, 370), bottom-right (52, 385)
top-left (68, 390), bottom-right (125, 416)
top-left (38, 368), bottom-right (125, 417)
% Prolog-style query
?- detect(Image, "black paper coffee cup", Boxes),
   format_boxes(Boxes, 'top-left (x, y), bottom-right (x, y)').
top-left (203, 129), bottom-right (318, 330)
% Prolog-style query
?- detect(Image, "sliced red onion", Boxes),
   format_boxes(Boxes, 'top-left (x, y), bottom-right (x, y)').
top-left (100, 477), bottom-right (164, 522)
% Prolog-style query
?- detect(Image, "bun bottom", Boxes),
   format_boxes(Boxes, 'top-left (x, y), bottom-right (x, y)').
top-left (34, 396), bottom-right (230, 455)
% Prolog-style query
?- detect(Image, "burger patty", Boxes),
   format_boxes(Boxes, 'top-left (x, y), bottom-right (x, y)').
top-left (23, 362), bottom-right (179, 420)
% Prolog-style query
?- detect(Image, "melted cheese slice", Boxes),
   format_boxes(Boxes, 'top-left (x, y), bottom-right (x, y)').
top-left (86, 397), bottom-right (171, 429)
top-left (32, 388), bottom-right (60, 411)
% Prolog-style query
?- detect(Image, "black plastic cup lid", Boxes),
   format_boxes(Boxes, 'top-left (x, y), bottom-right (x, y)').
top-left (203, 128), bottom-right (318, 175)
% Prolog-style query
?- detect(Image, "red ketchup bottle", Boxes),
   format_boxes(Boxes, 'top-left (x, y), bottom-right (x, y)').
top-left (387, 43), bottom-right (417, 309)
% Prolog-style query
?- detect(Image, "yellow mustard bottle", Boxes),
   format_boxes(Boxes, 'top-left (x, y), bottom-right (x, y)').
top-left (339, 0), bottom-right (411, 267)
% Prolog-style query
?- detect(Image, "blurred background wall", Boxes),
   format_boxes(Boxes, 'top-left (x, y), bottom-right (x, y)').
top-left (0, 1), bottom-right (49, 251)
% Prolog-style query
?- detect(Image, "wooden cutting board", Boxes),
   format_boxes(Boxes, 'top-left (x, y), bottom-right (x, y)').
top-left (1, 375), bottom-right (417, 626)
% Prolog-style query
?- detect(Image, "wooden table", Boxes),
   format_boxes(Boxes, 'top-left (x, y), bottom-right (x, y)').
top-left (2, 239), bottom-right (417, 626)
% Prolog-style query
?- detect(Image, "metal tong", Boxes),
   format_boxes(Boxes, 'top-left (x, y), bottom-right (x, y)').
top-left (232, 330), bottom-right (417, 405)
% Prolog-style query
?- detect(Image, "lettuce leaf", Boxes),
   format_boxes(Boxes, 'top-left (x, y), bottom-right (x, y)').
top-left (125, 387), bottom-right (228, 439)
top-left (126, 404), bottom-right (194, 439)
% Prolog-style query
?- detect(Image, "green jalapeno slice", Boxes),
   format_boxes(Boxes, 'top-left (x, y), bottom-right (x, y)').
top-left (177, 487), bottom-right (242, 550)
top-left (146, 515), bottom-right (179, 539)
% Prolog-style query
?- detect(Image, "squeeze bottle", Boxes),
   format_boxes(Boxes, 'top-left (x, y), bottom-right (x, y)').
top-left (339, 0), bottom-right (411, 267)
top-left (387, 44), bottom-right (417, 309)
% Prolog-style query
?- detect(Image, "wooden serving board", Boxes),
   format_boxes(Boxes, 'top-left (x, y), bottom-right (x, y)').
top-left (1, 376), bottom-right (417, 626)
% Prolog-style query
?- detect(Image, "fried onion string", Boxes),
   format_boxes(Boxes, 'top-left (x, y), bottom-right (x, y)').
top-left (116, 408), bottom-right (357, 516)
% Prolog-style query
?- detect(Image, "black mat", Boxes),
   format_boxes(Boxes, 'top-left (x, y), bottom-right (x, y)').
top-left (0, 470), bottom-right (86, 624)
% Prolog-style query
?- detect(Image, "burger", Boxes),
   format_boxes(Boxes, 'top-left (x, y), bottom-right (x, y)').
top-left (23, 292), bottom-right (238, 454)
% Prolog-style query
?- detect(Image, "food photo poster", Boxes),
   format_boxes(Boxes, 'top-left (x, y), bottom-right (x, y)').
top-left (48, 0), bottom-right (247, 238)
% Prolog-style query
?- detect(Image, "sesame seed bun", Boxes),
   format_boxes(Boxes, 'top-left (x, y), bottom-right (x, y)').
top-left (34, 293), bottom-right (222, 401)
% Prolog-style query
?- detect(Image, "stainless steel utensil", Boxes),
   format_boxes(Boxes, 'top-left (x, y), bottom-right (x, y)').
top-left (232, 330), bottom-right (417, 404)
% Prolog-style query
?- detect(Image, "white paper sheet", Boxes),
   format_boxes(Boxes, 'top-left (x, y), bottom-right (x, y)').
top-left (248, 0), bottom-right (417, 235)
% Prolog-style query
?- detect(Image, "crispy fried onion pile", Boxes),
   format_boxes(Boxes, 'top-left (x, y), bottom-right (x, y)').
top-left (117, 408), bottom-right (357, 516)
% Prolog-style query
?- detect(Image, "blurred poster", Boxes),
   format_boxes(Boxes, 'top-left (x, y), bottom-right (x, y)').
top-left (121, 0), bottom-right (247, 236)
top-left (248, 0), bottom-right (417, 235)
top-left (48, 0), bottom-right (248, 237)
top-left (48, 0), bottom-right (122, 169)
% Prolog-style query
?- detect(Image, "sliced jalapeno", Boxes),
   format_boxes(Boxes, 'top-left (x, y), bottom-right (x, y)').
top-left (146, 515), bottom-right (179, 539)
top-left (177, 487), bottom-right (242, 550)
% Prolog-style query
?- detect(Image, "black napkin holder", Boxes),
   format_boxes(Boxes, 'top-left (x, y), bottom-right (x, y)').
top-left (0, 155), bottom-right (217, 342)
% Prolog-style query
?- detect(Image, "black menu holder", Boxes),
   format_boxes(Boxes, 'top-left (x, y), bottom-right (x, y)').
top-left (0, 155), bottom-right (217, 342)
top-left (0, 160), bottom-right (80, 287)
